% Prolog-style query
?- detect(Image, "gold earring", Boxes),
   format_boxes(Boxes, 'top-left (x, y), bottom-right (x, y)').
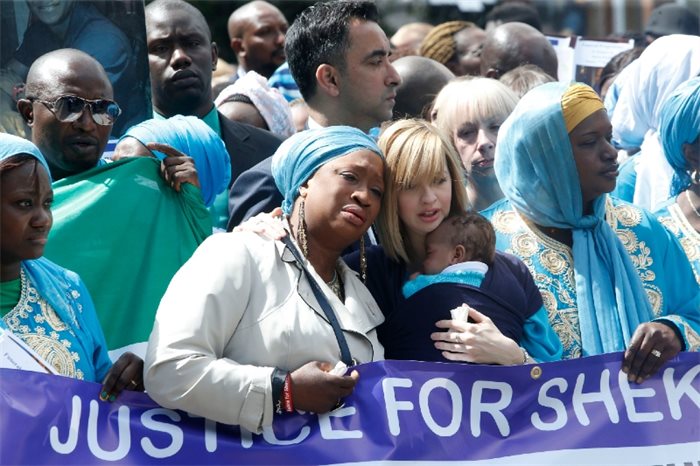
top-left (360, 235), bottom-right (367, 283)
top-left (297, 199), bottom-right (308, 257)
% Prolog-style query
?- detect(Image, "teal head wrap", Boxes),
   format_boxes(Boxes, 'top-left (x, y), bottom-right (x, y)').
top-left (0, 133), bottom-right (52, 181)
top-left (659, 77), bottom-right (700, 196)
top-left (271, 126), bottom-right (383, 215)
top-left (120, 115), bottom-right (231, 207)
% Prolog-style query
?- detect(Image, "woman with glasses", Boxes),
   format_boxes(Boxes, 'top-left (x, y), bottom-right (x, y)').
top-left (0, 133), bottom-right (144, 401)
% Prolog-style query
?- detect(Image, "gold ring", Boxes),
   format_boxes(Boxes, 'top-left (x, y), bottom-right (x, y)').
top-left (650, 349), bottom-right (662, 358)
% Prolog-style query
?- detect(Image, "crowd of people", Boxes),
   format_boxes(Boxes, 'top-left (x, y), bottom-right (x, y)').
top-left (1, 0), bottom-right (698, 438)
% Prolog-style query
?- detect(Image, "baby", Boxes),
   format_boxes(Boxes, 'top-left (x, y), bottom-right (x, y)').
top-left (403, 212), bottom-right (495, 299)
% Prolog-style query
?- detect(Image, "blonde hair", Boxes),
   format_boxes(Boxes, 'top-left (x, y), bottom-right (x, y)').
top-left (376, 119), bottom-right (468, 263)
top-left (432, 76), bottom-right (518, 137)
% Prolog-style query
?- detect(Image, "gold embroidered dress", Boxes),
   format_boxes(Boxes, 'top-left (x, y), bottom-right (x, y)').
top-left (1, 259), bottom-right (112, 382)
top-left (483, 197), bottom-right (700, 359)
top-left (655, 201), bottom-right (700, 285)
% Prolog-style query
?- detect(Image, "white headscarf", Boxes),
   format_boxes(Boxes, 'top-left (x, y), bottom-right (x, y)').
top-left (609, 34), bottom-right (700, 210)
top-left (215, 71), bottom-right (296, 139)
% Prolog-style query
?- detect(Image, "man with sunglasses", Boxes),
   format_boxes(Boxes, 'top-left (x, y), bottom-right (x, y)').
top-left (17, 49), bottom-right (118, 180)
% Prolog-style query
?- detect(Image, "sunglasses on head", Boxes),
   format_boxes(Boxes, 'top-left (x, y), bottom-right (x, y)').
top-left (29, 95), bottom-right (121, 126)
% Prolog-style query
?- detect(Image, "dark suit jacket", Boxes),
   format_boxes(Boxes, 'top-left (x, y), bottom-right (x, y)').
top-left (227, 155), bottom-right (282, 230)
top-left (218, 112), bottom-right (282, 185)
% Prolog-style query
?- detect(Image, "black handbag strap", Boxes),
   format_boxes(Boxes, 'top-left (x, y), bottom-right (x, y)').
top-left (281, 235), bottom-right (354, 366)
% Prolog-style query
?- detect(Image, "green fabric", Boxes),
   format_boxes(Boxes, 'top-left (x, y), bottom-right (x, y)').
top-left (201, 105), bottom-right (222, 137)
top-left (44, 158), bottom-right (212, 350)
top-left (0, 278), bottom-right (21, 318)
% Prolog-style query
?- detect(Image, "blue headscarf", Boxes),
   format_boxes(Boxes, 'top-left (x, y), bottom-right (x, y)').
top-left (120, 115), bottom-right (231, 207)
top-left (659, 77), bottom-right (700, 197)
top-left (0, 133), bottom-right (52, 181)
top-left (495, 81), bottom-right (654, 355)
top-left (0, 134), bottom-right (83, 331)
top-left (270, 126), bottom-right (383, 215)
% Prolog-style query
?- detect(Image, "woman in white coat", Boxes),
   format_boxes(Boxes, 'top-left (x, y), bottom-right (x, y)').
top-left (144, 126), bottom-right (386, 433)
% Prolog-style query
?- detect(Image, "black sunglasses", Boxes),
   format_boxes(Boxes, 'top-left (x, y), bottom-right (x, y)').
top-left (29, 95), bottom-right (121, 126)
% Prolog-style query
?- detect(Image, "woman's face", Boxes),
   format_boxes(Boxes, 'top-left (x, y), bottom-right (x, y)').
top-left (449, 27), bottom-right (486, 77)
top-left (569, 109), bottom-right (619, 206)
top-left (453, 117), bottom-right (502, 176)
top-left (301, 149), bottom-right (384, 248)
top-left (397, 168), bottom-right (452, 240)
top-left (1, 162), bottom-right (53, 277)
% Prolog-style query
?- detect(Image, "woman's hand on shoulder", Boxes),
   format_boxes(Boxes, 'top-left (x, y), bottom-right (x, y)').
top-left (431, 305), bottom-right (525, 366)
top-left (622, 322), bottom-right (682, 384)
top-left (232, 208), bottom-right (287, 240)
top-left (99, 351), bottom-right (144, 402)
top-left (289, 361), bottom-right (359, 414)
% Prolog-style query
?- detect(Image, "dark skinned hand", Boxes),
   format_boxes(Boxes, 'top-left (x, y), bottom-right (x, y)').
top-left (622, 322), bottom-right (682, 384)
top-left (146, 142), bottom-right (200, 192)
top-left (99, 351), bottom-right (144, 402)
top-left (289, 361), bottom-right (359, 413)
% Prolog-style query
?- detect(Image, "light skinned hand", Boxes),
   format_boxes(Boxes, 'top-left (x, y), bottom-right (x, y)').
top-left (622, 321), bottom-right (681, 384)
top-left (289, 361), bottom-right (359, 414)
top-left (100, 351), bottom-right (144, 402)
top-left (233, 208), bottom-right (287, 240)
top-left (431, 305), bottom-right (523, 365)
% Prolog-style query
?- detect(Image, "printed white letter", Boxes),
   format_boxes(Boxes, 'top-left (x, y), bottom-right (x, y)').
top-left (87, 401), bottom-right (131, 461)
top-left (49, 395), bottom-right (82, 454)
top-left (383, 377), bottom-right (414, 436)
top-left (470, 381), bottom-right (512, 437)
top-left (617, 371), bottom-right (662, 423)
top-left (319, 406), bottom-right (362, 440)
top-left (531, 378), bottom-right (568, 431)
top-left (572, 370), bottom-right (618, 426)
top-left (419, 378), bottom-right (462, 437)
top-left (663, 365), bottom-right (700, 420)
top-left (140, 408), bottom-right (183, 458)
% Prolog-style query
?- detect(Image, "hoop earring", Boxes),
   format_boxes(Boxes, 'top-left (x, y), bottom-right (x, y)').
top-left (692, 170), bottom-right (700, 185)
top-left (297, 199), bottom-right (308, 257)
top-left (360, 235), bottom-right (367, 283)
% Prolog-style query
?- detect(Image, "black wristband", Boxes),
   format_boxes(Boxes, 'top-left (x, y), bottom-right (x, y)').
top-left (271, 368), bottom-right (287, 414)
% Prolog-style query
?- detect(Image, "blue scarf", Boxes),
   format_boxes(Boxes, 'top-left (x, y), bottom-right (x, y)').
top-left (659, 77), bottom-right (700, 197)
top-left (0, 133), bottom-right (52, 180)
top-left (270, 126), bottom-right (382, 215)
top-left (120, 115), bottom-right (231, 207)
top-left (495, 82), bottom-right (654, 355)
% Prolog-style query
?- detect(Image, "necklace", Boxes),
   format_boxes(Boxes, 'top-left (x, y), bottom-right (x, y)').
top-left (686, 190), bottom-right (700, 218)
top-left (326, 269), bottom-right (345, 302)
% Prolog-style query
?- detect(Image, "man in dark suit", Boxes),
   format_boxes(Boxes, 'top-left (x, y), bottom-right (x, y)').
top-left (145, 0), bottom-right (281, 186)
top-left (227, 1), bottom-right (400, 230)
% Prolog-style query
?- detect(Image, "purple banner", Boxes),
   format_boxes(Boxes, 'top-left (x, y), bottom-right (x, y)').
top-left (1, 352), bottom-right (699, 465)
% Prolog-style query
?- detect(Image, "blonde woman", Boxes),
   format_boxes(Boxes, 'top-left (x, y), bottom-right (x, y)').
top-left (432, 77), bottom-right (518, 211)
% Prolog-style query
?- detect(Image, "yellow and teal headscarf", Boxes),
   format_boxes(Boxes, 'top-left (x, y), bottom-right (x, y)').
top-left (271, 126), bottom-right (383, 215)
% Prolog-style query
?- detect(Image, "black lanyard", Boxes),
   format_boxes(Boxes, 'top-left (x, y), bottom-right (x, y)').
top-left (281, 235), bottom-right (354, 366)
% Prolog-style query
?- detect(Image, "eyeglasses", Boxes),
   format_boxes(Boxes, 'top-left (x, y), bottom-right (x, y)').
top-left (28, 95), bottom-right (121, 126)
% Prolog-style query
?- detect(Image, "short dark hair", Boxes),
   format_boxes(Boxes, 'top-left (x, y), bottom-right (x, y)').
top-left (442, 212), bottom-right (496, 265)
top-left (285, 1), bottom-right (379, 100)
top-left (485, 1), bottom-right (541, 31)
